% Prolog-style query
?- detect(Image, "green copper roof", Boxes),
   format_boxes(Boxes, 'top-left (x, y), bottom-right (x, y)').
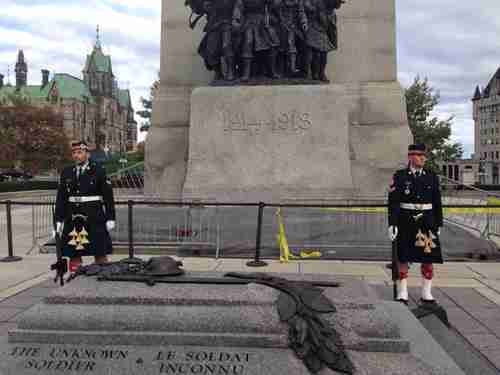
top-left (118, 89), bottom-right (132, 109)
top-left (51, 74), bottom-right (95, 104)
top-left (0, 84), bottom-right (49, 103)
top-left (25, 85), bottom-right (51, 98)
top-left (0, 75), bottom-right (94, 104)
top-left (84, 47), bottom-right (113, 74)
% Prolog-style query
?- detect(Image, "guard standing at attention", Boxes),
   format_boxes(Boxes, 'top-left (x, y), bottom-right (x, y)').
top-left (388, 144), bottom-right (443, 305)
top-left (55, 141), bottom-right (116, 272)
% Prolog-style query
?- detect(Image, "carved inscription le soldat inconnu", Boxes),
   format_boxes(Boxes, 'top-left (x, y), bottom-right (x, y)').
top-left (223, 109), bottom-right (312, 135)
top-left (157, 350), bottom-right (254, 375)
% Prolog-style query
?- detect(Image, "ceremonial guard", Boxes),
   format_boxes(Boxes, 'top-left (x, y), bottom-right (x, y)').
top-left (388, 144), bottom-right (443, 304)
top-left (55, 141), bottom-right (116, 272)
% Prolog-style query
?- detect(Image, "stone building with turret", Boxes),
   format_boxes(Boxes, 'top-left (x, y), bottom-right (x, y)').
top-left (472, 68), bottom-right (500, 184)
top-left (0, 30), bottom-right (137, 155)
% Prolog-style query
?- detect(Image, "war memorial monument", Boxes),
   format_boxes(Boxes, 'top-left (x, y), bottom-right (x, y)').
top-left (0, 1), bottom-right (466, 374)
top-left (145, 0), bottom-right (412, 202)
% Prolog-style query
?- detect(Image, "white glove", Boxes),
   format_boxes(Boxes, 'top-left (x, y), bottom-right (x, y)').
top-left (388, 226), bottom-right (398, 241)
top-left (56, 222), bottom-right (64, 235)
top-left (437, 228), bottom-right (441, 236)
top-left (106, 220), bottom-right (116, 231)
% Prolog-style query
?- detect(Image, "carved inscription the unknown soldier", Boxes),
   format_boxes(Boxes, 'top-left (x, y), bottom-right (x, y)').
top-left (6, 346), bottom-right (255, 375)
top-left (9, 346), bottom-right (129, 372)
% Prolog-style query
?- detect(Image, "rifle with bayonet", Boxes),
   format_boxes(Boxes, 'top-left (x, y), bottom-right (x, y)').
top-left (50, 206), bottom-right (68, 286)
top-left (97, 273), bottom-right (341, 288)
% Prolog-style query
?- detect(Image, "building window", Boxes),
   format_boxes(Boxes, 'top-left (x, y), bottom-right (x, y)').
top-left (497, 151), bottom-right (499, 160)
top-left (491, 152), bottom-right (495, 159)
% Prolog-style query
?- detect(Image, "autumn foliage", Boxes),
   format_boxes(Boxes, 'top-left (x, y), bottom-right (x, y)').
top-left (0, 100), bottom-right (71, 173)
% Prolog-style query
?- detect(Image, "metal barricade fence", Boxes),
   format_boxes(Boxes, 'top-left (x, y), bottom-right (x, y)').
top-left (31, 195), bottom-right (56, 252)
top-left (0, 206), bottom-right (6, 242)
top-left (110, 203), bottom-right (222, 257)
top-left (264, 207), bottom-right (389, 255)
top-left (440, 175), bottom-right (500, 241)
top-left (1, 199), bottom-right (500, 263)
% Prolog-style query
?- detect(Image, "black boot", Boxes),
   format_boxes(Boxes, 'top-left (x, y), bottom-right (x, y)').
top-left (304, 49), bottom-right (313, 79)
top-left (241, 58), bottom-right (252, 82)
top-left (225, 56), bottom-right (235, 81)
top-left (269, 51), bottom-right (280, 79)
top-left (213, 65), bottom-right (223, 81)
top-left (318, 53), bottom-right (329, 83)
top-left (289, 53), bottom-right (299, 75)
top-left (312, 56), bottom-right (320, 81)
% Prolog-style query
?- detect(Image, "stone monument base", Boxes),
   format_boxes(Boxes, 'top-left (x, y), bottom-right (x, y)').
top-left (184, 85), bottom-right (355, 203)
top-left (180, 83), bottom-right (411, 203)
top-left (0, 273), bottom-right (464, 375)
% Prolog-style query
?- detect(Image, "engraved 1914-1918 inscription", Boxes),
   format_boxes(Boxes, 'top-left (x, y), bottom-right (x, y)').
top-left (222, 110), bottom-right (312, 135)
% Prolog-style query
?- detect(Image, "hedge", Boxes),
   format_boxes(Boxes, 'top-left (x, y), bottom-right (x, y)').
top-left (0, 180), bottom-right (58, 193)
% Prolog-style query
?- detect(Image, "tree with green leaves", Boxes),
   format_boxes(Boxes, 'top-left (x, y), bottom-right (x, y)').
top-left (405, 76), bottom-right (463, 172)
top-left (137, 73), bottom-right (160, 132)
top-left (0, 91), bottom-right (71, 173)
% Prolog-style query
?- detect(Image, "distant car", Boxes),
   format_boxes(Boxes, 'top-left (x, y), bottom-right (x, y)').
top-left (0, 170), bottom-right (33, 181)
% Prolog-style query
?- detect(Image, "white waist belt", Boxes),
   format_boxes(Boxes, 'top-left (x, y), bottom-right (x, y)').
top-left (400, 203), bottom-right (433, 211)
top-left (69, 196), bottom-right (102, 203)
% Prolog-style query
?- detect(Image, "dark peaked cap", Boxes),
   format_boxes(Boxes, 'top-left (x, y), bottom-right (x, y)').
top-left (71, 140), bottom-right (89, 150)
top-left (408, 144), bottom-right (426, 153)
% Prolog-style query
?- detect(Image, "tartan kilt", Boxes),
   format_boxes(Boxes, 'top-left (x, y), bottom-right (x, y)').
top-left (61, 203), bottom-right (113, 258)
top-left (396, 210), bottom-right (444, 264)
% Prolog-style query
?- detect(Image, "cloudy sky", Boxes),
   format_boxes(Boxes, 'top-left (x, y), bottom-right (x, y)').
top-left (1, 0), bottom-right (499, 155)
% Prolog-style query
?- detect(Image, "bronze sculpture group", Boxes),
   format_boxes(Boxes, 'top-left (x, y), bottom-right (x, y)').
top-left (186, 0), bottom-right (346, 83)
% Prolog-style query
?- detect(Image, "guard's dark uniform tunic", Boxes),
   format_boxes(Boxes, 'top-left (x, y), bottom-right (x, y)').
top-left (55, 161), bottom-right (115, 258)
top-left (388, 167), bottom-right (444, 264)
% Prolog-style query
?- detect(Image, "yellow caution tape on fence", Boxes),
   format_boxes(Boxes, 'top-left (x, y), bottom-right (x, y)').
top-left (321, 206), bottom-right (500, 214)
top-left (276, 208), bottom-right (321, 263)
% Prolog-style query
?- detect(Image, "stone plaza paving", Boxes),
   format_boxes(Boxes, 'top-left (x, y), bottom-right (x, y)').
top-left (1, 254), bottom-right (500, 373)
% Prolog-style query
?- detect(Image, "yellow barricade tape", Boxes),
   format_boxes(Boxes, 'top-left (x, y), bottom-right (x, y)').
top-left (320, 207), bottom-right (500, 214)
top-left (276, 208), bottom-right (321, 263)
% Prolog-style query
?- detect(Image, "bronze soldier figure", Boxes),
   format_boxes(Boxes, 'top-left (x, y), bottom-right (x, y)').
top-left (274, 0), bottom-right (308, 76)
top-left (303, 0), bottom-right (343, 81)
top-left (232, 0), bottom-right (281, 81)
top-left (388, 144), bottom-right (444, 305)
top-left (55, 141), bottom-right (116, 273)
top-left (188, 0), bottom-right (237, 81)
